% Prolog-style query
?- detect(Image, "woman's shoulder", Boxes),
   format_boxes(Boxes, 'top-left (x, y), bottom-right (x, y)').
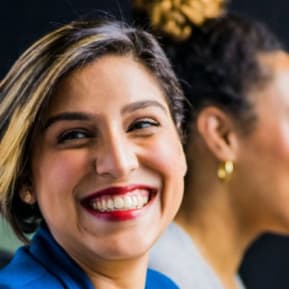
top-left (0, 246), bottom-right (62, 289)
top-left (146, 268), bottom-right (180, 289)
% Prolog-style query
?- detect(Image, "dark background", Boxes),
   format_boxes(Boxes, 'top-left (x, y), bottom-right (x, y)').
top-left (1, 1), bottom-right (289, 288)
top-left (0, 0), bottom-right (133, 79)
top-left (1, 0), bottom-right (289, 79)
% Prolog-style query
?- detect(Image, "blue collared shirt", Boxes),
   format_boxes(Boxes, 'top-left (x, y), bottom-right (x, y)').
top-left (0, 225), bottom-right (179, 289)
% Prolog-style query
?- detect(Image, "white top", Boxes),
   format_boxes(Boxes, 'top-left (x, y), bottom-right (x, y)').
top-left (149, 223), bottom-right (246, 289)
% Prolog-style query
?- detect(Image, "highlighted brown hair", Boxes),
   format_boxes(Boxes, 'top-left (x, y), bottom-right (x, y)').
top-left (0, 19), bottom-right (185, 242)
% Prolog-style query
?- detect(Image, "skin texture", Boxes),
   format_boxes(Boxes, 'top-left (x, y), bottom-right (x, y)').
top-left (234, 52), bottom-right (289, 234)
top-left (26, 55), bottom-right (186, 289)
top-left (176, 51), bottom-right (289, 289)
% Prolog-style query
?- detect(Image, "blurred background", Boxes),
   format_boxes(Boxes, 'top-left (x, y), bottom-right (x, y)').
top-left (0, 0), bottom-right (289, 79)
top-left (1, 1), bottom-right (289, 288)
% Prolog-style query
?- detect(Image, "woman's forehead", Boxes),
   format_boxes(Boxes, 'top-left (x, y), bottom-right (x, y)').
top-left (44, 55), bottom-right (168, 116)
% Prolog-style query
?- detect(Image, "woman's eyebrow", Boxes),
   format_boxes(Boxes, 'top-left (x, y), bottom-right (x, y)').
top-left (121, 100), bottom-right (167, 114)
top-left (43, 100), bottom-right (167, 130)
top-left (43, 112), bottom-right (92, 130)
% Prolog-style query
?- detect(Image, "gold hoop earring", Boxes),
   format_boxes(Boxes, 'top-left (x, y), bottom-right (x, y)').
top-left (21, 189), bottom-right (35, 205)
top-left (23, 191), bottom-right (33, 204)
top-left (217, 160), bottom-right (234, 182)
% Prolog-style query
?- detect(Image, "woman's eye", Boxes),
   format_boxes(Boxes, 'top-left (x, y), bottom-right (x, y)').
top-left (57, 130), bottom-right (92, 144)
top-left (127, 119), bottom-right (160, 132)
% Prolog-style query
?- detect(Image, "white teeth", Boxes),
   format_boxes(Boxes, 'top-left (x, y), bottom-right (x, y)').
top-left (124, 196), bottom-right (132, 208)
top-left (107, 199), bottom-right (114, 210)
top-left (131, 195), bottom-right (138, 207)
top-left (89, 191), bottom-right (150, 212)
top-left (143, 195), bottom-right (149, 205)
top-left (101, 199), bottom-right (106, 210)
top-left (136, 195), bottom-right (143, 208)
top-left (114, 197), bottom-right (124, 209)
top-left (92, 201), bottom-right (98, 210)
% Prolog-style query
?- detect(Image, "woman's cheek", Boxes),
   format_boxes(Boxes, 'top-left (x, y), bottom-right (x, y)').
top-left (150, 135), bottom-right (186, 177)
top-left (33, 149), bottom-right (91, 192)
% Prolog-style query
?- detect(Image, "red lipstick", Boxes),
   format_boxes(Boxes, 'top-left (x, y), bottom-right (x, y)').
top-left (80, 185), bottom-right (157, 221)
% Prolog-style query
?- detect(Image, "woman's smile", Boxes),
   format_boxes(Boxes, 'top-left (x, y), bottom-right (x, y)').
top-left (30, 54), bottom-right (186, 262)
top-left (0, 19), bottom-right (187, 289)
top-left (80, 184), bottom-right (158, 221)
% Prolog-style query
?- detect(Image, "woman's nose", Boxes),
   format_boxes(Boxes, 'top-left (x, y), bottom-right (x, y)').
top-left (95, 133), bottom-right (139, 178)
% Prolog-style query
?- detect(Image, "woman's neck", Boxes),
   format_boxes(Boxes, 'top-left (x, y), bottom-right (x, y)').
top-left (175, 184), bottom-right (258, 289)
top-left (77, 254), bottom-right (148, 289)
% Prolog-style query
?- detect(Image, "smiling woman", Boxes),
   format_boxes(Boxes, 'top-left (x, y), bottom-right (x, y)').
top-left (0, 20), bottom-right (187, 289)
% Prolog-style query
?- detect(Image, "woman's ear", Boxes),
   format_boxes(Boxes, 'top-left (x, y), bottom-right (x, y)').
top-left (196, 106), bottom-right (239, 161)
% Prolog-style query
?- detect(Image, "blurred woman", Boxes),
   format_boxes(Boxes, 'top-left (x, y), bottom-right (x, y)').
top-left (0, 19), bottom-right (187, 289)
top-left (133, 1), bottom-right (288, 289)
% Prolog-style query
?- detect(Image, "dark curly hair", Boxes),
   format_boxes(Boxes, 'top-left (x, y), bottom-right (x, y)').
top-left (162, 13), bottom-right (283, 134)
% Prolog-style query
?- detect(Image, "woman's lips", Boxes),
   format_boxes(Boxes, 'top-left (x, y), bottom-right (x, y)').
top-left (80, 185), bottom-right (157, 221)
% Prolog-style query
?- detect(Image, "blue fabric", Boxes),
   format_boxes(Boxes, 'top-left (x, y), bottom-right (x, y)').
top-left (0, 225), bottom-right (179, 289)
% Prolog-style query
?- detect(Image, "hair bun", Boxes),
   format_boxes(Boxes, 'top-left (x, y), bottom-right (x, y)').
top-left (133, 0), bottom-right (227, 41)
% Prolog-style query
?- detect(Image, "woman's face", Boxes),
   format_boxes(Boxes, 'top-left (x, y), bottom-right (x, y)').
top-left (233, 51), bottom-right (289, 234)
top-left (30, 55), bottom-right (186, 265)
